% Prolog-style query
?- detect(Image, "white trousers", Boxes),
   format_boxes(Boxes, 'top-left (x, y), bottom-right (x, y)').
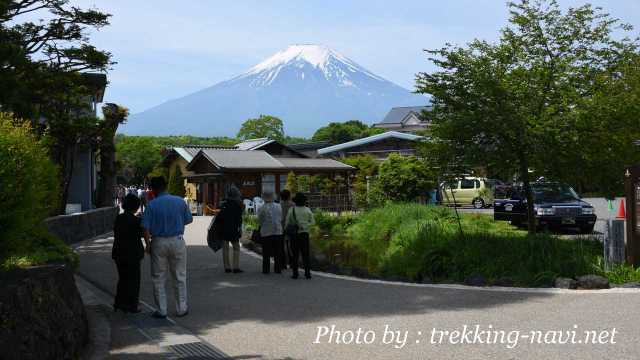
top-left (150, 235), bottom-right (187, 315)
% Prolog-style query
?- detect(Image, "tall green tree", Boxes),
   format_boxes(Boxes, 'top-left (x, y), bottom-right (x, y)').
top-left (237, 115), bottom-right (285, 142)
top-left (167, 165), bottom-right (186, 197)
top-left (1, 0), bottom-right (114, 212)
top-left (116, 136), bottom-right (163, 185)
top-left (312, 120), bottom-right (383, 145)
top-left (96, 103), bottom-right (128, 207)
top-left (416, 0), bottom-right (637, 233)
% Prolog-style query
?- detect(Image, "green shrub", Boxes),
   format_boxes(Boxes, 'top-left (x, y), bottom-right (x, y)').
top-left (376, 154), bottom-right (436, 203)
top-left (600, 263), bottom-right (640, 284)
top-left (0, 113), bottom-right (64, 268)
top-left (333, 203), bottom-right (604, 286)
top-left (243, 213), bottom-right (259, 232)
top-left (167, 165), bottom-right (186, 197)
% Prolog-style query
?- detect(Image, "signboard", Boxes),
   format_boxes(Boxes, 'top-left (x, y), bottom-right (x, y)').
top-left (624, 165), bottom-right (640, 266)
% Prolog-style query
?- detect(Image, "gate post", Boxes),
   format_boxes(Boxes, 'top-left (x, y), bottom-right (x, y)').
top-left (624, 165), bottom-right (640, 266)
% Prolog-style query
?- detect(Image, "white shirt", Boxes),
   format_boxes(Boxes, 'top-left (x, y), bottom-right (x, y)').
top-left (258, 202), bottom-right (283, 237)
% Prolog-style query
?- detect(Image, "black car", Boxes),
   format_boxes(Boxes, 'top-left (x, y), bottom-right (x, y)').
top-left (494, 182), bottom-right (597, 233)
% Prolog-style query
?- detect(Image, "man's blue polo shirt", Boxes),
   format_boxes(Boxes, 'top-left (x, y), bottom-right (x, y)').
top-left (142, 192), bottom-right (193, 237)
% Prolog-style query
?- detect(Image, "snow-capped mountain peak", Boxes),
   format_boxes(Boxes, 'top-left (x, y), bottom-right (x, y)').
top-left (239, 44), bottom-right (384, 87)
top-left (122, 44), bottom-right (427, 137)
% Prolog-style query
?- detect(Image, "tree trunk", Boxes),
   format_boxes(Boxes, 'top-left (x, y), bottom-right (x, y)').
top-left (519, 153), bottom-right (536, 235)
top-left (96, 103), bottom-right (128, 207)
top-left (58, 143), bottom-right (77, 215)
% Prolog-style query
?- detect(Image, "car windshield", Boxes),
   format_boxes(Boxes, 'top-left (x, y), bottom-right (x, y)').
top-left (532, 184), bottom-right (580, 202)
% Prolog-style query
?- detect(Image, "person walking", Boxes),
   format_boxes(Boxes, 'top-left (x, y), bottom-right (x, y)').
top-left (279, 189), bottom-right (294, 269)
top-left (257, 191), bottom-right (283, 274)
top-left (217, 186), bottom-right (244, 273)
top-left (285, 193), bottom-right (315, 279)
top-left (142, 176), bottom-right (193, 319)
top-left (112, 194), bottom-right (145, 313)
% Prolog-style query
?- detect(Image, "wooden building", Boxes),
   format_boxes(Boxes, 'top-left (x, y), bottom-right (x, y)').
top-left (373, 106), bottom-right (432, 133)
top-left (185, 148), bottom-right (354, 208)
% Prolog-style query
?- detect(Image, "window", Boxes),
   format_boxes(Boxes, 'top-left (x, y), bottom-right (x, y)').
top-left (474, 180), bottom-right (481, 189)
top-left (460, 179), bottom-right (475, 189)
top-left (261, 174), bottom-right (276, 195)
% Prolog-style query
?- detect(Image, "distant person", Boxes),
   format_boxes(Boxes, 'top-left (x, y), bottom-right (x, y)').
top-left (285, 193), bottom-right (315, 279)
top-left (217, 186), bottom-right (244, 273)
top-left (139, 188), bottom-right (148, 212)
top-left (279, 189), bottom-right (294, 268)
top-left (112, 194), bottom-right (145, 313)
top-left (142, 176), bottom-right (193, 319)
top-left (257, 191), bottom-right (284, 274)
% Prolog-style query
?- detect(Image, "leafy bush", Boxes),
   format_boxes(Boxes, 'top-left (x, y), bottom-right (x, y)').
top-left (243, 213), bottom-right (259, 232)
top-left (327, 203), bottom-right (604, 286)
top-left (0, 113), bottom-right (74, 269)
top-left (373, 154), bottom-right (437, 205)
top-left (167, 165), bottom-right (186, 197)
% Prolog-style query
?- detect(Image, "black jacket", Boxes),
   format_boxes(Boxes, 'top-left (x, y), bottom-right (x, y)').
top-left (112, 212), bottom-right (144, 261)
top-left (216, 199), bottom-right (243, 242)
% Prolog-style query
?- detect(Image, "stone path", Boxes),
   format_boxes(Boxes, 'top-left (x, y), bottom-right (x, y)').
top-left (75, 216), bottom-right (640, 360)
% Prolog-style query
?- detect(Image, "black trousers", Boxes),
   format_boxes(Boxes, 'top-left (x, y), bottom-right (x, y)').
top-left (114, 259), bottom-right (141, 311)
top-left (262, 235), bottom-right (284, 273)
top-left (291, 232), bottom-right (310, 276)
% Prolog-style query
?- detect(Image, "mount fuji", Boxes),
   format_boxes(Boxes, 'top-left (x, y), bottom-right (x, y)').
top-left (120, 44), bottom-right (427, 136)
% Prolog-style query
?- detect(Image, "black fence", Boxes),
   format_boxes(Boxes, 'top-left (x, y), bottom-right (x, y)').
top-left (304, 192), bottom-right (354, 213)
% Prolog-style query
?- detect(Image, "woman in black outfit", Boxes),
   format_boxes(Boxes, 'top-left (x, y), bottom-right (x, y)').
top-left (112, 194), bottom-right (145, 313)
top-left (217, 186), bottom-right (244, 273)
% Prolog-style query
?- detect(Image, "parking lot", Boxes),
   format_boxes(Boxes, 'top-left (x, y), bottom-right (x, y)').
top-left (455, 197), bottom-right (624, 236)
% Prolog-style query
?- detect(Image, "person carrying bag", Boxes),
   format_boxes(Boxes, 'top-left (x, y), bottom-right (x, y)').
top-left (284, 193), bottom-right (315, 279)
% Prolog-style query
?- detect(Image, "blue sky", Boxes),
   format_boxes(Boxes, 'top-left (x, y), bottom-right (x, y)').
top-left (71, 0), bottom-right (640, 114)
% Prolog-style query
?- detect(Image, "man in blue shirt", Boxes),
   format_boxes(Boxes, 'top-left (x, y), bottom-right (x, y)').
top-left (143, 176), bottom-right (193, 318)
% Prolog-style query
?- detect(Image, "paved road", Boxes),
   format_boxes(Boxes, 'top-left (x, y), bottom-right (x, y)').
top-left (76, 216), bottom-right (640, 360)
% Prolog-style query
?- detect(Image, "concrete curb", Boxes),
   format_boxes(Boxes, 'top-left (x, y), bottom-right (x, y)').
top-left (240, 245), bottom-right (640, 295)
top-left (76, 276), bottom-right (113, 360)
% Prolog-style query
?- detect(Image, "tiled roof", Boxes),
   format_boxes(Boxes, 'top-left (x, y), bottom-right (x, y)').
top-left (317, 131), bottom-right (424, 155)
top-left (235, 138), bottom-right (274, 150)
top-left (378, 106), bottom-right (431, 124)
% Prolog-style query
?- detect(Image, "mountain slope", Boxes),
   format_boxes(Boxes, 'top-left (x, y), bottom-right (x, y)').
top-left (120, 44), bottom-right (427, 136)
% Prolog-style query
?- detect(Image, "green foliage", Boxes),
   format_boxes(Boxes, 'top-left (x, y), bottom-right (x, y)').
top-left (314, 203), bottom-right (606, 286)
top-left (237, 115), bottom-right (285, 142)
top-left (416, 0), bottom-right (638, 231)
top-left (285, 171), bottom-right (299, 194)
top-left (376, 153), bottom-right (436, 203)
top-left (0, 113), bottom-right (76, 270)
top-left (243, 214), bottom-right (259, 232)
top-left (341, 155), bottom-right (380, 208)
top-left (312, 120), bottom-right (383, 145)
top-left (600, 264), bottom-right (640, 284)
top-left (167, 165), bottom-right (186, 197)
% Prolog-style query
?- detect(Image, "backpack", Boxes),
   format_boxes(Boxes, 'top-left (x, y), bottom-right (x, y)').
top-left (285, 207), bottom-right (299, 237)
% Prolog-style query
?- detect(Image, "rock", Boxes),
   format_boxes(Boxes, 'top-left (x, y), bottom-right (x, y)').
top-left (350, 267), bottom-right (371, 278)
top-left (554, 277), bottom-right (578, 289)
top-left (493, 277), bottom-right (515, 287)
top-left (612, 282), bottom-right (640, 288)
top-left (0, 265), bottom-right (88, 360)
top-left (464, 274), bottom-right (487, 287)
top-left (576, 275), bottom-right (610, 289)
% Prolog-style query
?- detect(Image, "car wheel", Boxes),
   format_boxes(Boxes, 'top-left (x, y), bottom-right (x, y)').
top-left (473, 198), bottom-right (485, 209)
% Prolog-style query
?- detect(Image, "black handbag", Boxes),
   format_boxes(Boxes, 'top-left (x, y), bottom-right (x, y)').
top-left (285, 208), bottom-right (299, 238)
top-left (251, 228), bottom-right (262, 244)
top-left (207, 216), bottom-right (222, 252)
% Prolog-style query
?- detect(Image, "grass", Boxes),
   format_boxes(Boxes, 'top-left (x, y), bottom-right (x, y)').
top-left (309, 203), bottom-right (625, 287)
top-left (1, 228), bottom-right (78, 271)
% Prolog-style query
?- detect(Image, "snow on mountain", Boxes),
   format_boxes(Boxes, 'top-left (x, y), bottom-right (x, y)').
top-left (120, 44), bottom-right (427, 136)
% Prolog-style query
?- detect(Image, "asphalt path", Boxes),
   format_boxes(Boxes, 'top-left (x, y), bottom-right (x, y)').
top-left (76, 216), bottom-right (640, 360)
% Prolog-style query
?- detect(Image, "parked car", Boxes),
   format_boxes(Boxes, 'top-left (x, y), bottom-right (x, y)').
top-left (493, 182), bottom-right (597, 233)
top-left (440, 177), bottom-right (501, 209)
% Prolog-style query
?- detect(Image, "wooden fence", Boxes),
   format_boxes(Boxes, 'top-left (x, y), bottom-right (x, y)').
top-left (304, 192), bottom-right (355, 213)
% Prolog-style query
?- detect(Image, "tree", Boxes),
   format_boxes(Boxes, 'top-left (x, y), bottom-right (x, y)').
top-left (237, 115), bottom-right (285, 142)
top-left (96, 103), bottom-right (129, 207)
top-left (416, 0), bottom-right (637, 233)
top-left (312, 120), bottom-right (383, 144)
top-left (0, 113), bottom-right (59, 256)
top-left (285, 172), bottom-right (299, 194)
top-left (115, 136), bottom-right (163, 185)
top-left (1, 0), bottom-right (114, 212)
top-left (342, 155), bottom-right (380, 208)
top-left (375, 154), bottom-right (436, 203)
top-left (167, 165), bottom-right (186, 197)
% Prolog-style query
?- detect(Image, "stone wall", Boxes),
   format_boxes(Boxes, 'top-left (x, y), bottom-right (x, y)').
top-left (0, 265), bottom-right (88, 360)
top-left (45, 206), bottom-right (118, 245)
